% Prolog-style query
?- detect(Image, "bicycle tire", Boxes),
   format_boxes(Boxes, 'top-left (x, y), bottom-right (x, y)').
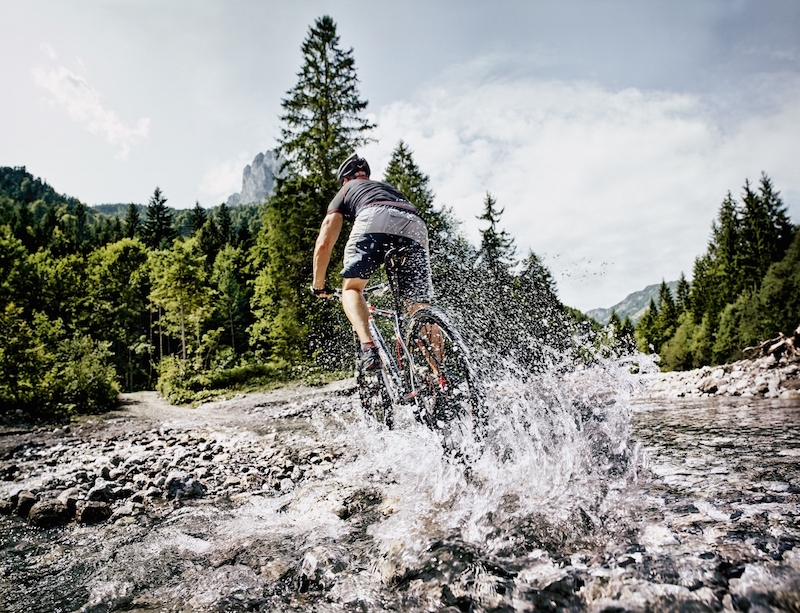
top-left (405, 306), bottom-right (483, 432)
top-left (355, 335), bottom-right (394, 428)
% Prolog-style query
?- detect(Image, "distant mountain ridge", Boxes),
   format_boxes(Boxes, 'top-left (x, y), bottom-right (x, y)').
top-left (587, 280), bottom-right (680, 325)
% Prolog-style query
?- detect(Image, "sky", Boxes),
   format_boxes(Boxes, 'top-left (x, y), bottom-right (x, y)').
top-left (2, 0), bottom-right (799, 311)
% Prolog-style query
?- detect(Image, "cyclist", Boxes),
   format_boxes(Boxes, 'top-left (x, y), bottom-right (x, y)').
top-left (311, 153), bottom-right (433, 372)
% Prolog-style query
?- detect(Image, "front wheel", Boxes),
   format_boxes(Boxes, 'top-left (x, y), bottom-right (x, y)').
top-left (406, 306), bottom-right (483, 434)
top-left (355, 334), bottom-right (393, 428)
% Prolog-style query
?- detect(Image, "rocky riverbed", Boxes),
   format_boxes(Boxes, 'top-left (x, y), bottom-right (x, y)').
top-left (642, 354), bottom-right (800, 400)
top-left (1, 370), bottom-right (799, 612)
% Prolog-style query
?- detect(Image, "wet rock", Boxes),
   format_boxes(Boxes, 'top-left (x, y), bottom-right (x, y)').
top-left (0, 499), bottom-right (14, 514)
top-left (164, 470), bottom-right (206, 499)
top-left (76, 501), bottom-right (112, 524)
top-left (15, 490), bottom-right (36, 518)
top-left (87, 478), bottom-right (115, 502)
top-left (111, 501), bottom-right (144, 519)
top-left (57, 488), bottom-right (82, 514)
top-left (28, 499), bottom-right (71, 528)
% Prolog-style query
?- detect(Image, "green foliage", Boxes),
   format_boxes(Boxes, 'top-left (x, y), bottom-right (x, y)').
top-left (156, 355), bottom-right (293, 405)
top-left (0, 303), bottom-right (118, 421)
top-left (758, 230), bottom-right (800, 336)
top-left (188, 201), bottom-right (207, 235)
top-left (250, 15), bottom-right (372, 367)
top-left (278, 15), bottom-right (375, 178)
top-left (383, 140), bottom-right (448, 240)
top-left (124, 203), bottom-right (141, 238)
top-left (87, 238), bottom-right (151, 390)
top-left (149, 238), bottom-right (210, 360)
top-left (638, 173), bottom-right (797, 370)
top-left (142, 187), bottom-right (177, 249)
top-left (477, 192), bottom-right (516, 278)
top-left (211, 244), bottom-right (249, 354)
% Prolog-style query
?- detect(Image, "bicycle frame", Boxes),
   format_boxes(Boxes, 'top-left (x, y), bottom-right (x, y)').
top-left (364, 284), bottom-right (420, 406)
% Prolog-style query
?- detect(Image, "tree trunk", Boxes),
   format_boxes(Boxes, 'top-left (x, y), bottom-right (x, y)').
top-left (229, 302), bottom-right (236, 354)
top-left (179, 300), bottom-right (186, 360)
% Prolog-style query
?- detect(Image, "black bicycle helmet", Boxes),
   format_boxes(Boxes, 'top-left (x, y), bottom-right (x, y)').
top-left (336, 153), bottom-right (370, 186)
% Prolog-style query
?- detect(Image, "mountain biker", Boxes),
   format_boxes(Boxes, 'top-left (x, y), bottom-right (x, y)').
top-left (311, 153), bottom-right (433, 372)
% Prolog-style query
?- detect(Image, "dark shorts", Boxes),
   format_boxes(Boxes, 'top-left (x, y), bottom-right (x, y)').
top-left (341, 233), bottom-right (434, 304)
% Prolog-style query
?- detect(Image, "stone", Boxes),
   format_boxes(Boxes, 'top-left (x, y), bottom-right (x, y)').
top-left (164, 471), bottom-right (206, 500)
top-left (76, 501), bottom-right (112, 525)
top-left (698, 377), bottom-right (718, 394)
top-left (0, 499), bottom-right (14, 514)
top-left (57, 488), bottom-right (82, 514)
top-left (87, 478), bottom-right (115, 502)
top-left (111, 501), bottom-right (144, 519)
top-left (28, 499), bottom-right (71, 528)
top-left (15, 491), bottom-right (36, 518)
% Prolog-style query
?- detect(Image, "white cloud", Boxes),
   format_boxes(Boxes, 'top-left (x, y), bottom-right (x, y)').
top-left (363, 74), bottom-right (800, 311)
top-left (199, 152), bottom-right (253, 204)
top-left (32, 64), bottom-right (150, 159)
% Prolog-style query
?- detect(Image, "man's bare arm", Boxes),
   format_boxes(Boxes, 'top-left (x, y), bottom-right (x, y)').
top-left (312, 212), bottom-right (343, 291)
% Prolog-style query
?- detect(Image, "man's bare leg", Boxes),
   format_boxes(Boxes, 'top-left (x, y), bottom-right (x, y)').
top-left (341, 277), bottom-right (371, 343)
top-left (408, 302), bottom-right (444, 373)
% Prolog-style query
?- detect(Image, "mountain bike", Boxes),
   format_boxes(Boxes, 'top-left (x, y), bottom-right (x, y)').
top-left (332, 249), bottom-right (484, 440)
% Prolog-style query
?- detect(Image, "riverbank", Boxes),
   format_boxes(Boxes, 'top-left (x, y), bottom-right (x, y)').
top-left (640, 353), bottom-right (800, 400)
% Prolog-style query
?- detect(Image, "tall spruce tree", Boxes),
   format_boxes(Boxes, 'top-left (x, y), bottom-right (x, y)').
top-left (250, 16), bottom-right (373, 362)
top-left (384, 141), bottom-right (434, 217)
top-left (124, 203), bottom-right (141, 239)
top-left (477, 192), bottom-right (515, 278)
top-left (142, 187), bottom-right (177, 249)
top-left (216, 202), bottom-right (234, 245)
top-left (676, 272), bottom-right (691, 312)
top-left (188, 201), bottom-right (207, 235)
top-left (278, 15), bottom-right (375, 179)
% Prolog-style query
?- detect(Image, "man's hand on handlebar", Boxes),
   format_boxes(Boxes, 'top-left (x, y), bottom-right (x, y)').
top-left (311, 282), bottom-right (335, 299)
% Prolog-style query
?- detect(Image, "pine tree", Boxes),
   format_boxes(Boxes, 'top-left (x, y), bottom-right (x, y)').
top-left (250, 16), bottom-right (373, 362)
top-left (384, 141), bottom-right (434, 216)
top-left (758, 173), bottom-right (794, 259)
top-left (124, 203), bottom-right (141, 239)
top-left (142, 187), bottom-right (177, 249)
top-left (278, 15), bottom-right (375, 179)
top-left (188, 201), bottom-right (207, 235)
top-left (676, 272), bottom-right (691, 312)
top-left (216, 202), bottom-right (234, 245)
top-left (476, 192), bottom-right (515, 277)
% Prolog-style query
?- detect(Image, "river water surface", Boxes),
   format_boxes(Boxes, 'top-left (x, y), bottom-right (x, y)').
top-left (1, 370), bottom-right (799, 612)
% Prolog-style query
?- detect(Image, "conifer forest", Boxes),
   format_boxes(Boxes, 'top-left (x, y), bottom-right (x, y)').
top-left (1, 15), bottom-right (798, 423)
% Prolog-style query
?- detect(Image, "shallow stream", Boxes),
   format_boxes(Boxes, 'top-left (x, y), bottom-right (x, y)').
top-left (1, 370), bottom-right (798, 611)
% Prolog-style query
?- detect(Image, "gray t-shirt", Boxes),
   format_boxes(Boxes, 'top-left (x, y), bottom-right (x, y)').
top-left (327, 179), bottom-right (422, 223)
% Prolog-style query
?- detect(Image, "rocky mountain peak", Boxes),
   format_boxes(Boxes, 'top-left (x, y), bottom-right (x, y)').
top-left (227, 150), bottom-right (285, 206)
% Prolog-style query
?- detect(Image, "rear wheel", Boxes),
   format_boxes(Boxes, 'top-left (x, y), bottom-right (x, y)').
top-left (406, 306), bottom-right (482, 433)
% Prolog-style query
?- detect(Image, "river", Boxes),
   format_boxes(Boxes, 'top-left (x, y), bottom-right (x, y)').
top-left (1, 371), bottom-right (798, 612)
